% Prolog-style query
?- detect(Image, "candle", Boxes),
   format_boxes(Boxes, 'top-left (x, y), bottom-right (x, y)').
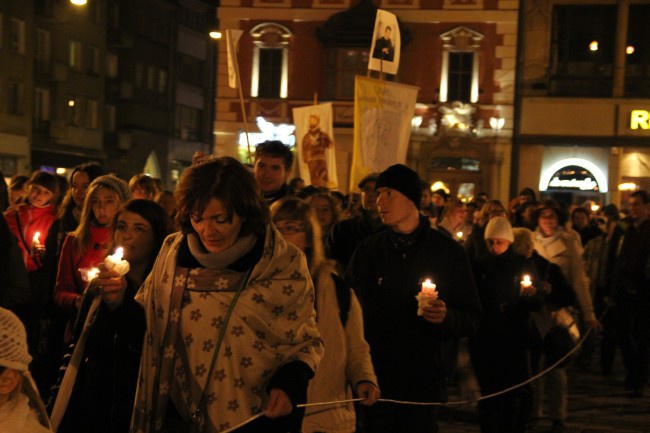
top-left (520, 274), bottom-right (532, 289)
top-left (420, 279), bottom-right (438, 296)
top-left (456, 231), bottom-right (463, 241)
top-left (104, 247), bottom-right (130, 276)
top-left (87, 267), bottom-right (99, 281)
top-left (416, 278), bottom-right (438, 316)
top-left (32, 232), bottom-right (41, 248)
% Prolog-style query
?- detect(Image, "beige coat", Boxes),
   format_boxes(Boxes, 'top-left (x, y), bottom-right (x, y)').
top-left (534, 227), bottom-right (596, 322)
top-left (302, 260), bottom-right (377, 433)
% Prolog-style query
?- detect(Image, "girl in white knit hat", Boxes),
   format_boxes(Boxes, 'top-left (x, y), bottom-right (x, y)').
top-left (0, 307), bottom-right (52, 433)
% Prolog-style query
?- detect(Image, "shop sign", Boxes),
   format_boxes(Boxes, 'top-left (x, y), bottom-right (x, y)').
top-left (539, 158), bottom-right (608, 193)
top-left (630, 110), bottom-right (650, 130)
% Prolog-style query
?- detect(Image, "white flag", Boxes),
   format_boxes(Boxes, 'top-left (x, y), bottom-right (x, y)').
top-left (226, 29), bottom-right (243, 89)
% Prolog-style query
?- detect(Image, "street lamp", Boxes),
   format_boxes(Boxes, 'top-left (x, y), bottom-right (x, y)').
top-left (489, 116), bottom-right (505, 132)
top-left (70, 0), bottom-right (87, 5)
top-left (209, 31), bottom-right (223, 40)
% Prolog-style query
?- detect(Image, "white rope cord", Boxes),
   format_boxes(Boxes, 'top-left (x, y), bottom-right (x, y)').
top-left (221, 317), bottom-right (600, 430)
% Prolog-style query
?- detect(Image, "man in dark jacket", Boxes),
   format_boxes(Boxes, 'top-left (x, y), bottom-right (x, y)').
top-left (326, 173), bottom-right (384, 268)
top-left (346, 164), bottom-right (481, 433)
top-left (613, 190), bottom-right (650, 398)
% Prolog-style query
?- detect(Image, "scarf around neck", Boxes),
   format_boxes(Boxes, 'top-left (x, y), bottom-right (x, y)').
top-left (187, 232), bottom-right (257, 269)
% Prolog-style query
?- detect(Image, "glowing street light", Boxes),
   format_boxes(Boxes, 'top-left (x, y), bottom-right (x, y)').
top-left (626, 45), bottom-right (635, 55)
top-left (489, 116), bottom-right (505, 132)
top-left (70, 0), bottom-right (88, 5)
top-left (209, 31), bottom-right (222, 40)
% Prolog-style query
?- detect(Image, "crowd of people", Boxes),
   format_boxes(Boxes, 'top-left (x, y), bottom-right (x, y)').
top-left (0, 139), bottom-right (648, 433)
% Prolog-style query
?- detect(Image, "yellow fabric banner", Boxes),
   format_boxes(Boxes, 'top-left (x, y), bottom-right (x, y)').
top-left (349, 76), bottom-right (419, 191)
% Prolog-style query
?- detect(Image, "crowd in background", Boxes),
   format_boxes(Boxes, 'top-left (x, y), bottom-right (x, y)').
top-left (0, 139), bottom-right (648, 433)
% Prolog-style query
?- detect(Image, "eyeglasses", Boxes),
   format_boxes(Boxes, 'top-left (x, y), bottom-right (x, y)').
top-left (276, 223), bottom-right (306, 235)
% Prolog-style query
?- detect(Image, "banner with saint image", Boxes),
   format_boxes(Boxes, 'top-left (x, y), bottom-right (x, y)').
top-left (293, 102), bottom-right (339, 189)
top-left (349, 76), bottom-right (419, 191)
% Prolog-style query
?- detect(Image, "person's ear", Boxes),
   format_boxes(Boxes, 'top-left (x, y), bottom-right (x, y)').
top-left (0, 369), bottom-right (21, 395)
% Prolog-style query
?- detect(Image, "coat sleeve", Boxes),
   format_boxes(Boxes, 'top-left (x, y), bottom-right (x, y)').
top-left (344, 290), bottom-right (378, 388)
top-left (437, 244), bottom-right (482, 339)
top-left (54, 235), bottom-right (83, 312)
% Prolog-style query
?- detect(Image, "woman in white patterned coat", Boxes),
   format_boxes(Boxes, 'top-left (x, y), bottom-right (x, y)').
top-left (131, 157), bottom-right (323, 433)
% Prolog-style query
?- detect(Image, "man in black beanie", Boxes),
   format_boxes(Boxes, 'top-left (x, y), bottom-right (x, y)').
top-left (346, 164), bottom-right (481, 433)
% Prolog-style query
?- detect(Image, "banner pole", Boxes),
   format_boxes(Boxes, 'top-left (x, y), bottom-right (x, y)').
top-left (228, 31), bottom-right (253, 163)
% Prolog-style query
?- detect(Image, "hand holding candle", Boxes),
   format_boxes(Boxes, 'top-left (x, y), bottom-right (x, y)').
top-left (456, 231), bottom-right (464, 241)
top-left (416, 278), bottom-right (438, 316)
top-left (104, 247), bottom-right (130, 276)
top-left (520, 274), bottom-right (535, 296)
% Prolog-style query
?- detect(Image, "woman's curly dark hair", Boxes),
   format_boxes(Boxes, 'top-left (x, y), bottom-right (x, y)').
top-left (175, 157), bottom-right (269, 237)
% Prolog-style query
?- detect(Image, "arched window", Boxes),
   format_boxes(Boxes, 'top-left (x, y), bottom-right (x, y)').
top-left (250, 23), bottom-right (292, 99)
top-left (439, 26), bottom-right (483, 103)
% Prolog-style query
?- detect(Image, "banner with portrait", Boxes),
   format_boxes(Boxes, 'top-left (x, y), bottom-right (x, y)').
top-left (349, 76), bottom-right (419, 191)
top-left (293, 102), bottom-right (339, 189)
top-left (368, 9), bottom-right (401, 75)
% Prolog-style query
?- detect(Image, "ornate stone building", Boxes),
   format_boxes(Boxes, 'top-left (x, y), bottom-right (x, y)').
top-left (215, 0), bottom-right (519, 200)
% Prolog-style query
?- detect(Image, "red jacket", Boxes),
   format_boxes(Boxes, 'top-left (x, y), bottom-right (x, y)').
top-left (55, 227), bottom-right (112, 312)
top-left (4, 203), bottom-right (57, 272)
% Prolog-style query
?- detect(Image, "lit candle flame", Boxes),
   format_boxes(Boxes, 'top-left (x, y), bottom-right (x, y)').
top-left (421, 278), bottom-right (437, 291)
top-left (521, 274), bottom-right (532, 288)
top-left (87, 267), bottom-right (99, 281)
top-left (456, 231), bottom-right (463, 239)
top-left (33, 232), bottom-right (41, 243)
top-left (111, 247), bottom-right (124, 262)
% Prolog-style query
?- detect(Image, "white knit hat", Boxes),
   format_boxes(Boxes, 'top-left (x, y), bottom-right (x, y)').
top-left (0, 307), bottom-right (32, 372)
top-left (484, 216), bottom-right (514, 243)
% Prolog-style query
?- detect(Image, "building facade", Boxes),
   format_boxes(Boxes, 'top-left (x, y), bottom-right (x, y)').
top-left (0, 0), bottom-right (214, 189)
top-left (215, 0), bottom-right (519, 200)
top-left (517, 0), bottom-right (650, 207)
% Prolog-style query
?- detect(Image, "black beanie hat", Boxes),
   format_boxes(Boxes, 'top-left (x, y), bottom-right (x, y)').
top-left (375, 164), bottom-right (421, 209)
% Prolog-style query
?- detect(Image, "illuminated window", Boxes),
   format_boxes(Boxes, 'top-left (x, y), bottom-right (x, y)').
top-left (10, 18), bottom-right (26, 54)
top-left (88, 46), bottom-right (100, 75)
top-left (550, 5), bottom-right (616, 96)
top-left (250, 23), bottom-right (291, 99)
top-left (7, 81), bottom-right (24, 115)
top-left (106, 53), bottom-right (118, 78)
top-left (69, 40), bottom-right (82, 70)
top-left (34, 88), bottom-right (50, 123)
top-left (439, 27), bottom-right (483, 103)
top-left (626, 4), bottom-right (650, 97)
top-left (86, 99), bottom-right (99, 129)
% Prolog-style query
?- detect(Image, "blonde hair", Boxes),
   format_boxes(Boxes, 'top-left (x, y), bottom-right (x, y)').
top-left (440, 198), bottom-right (465, 224)
top-left (478, 199), bottom-right (506, 227)
top-left (270, 197), bottom-right (325, 274)
top-left (71, 184), bottom-right (122, 257)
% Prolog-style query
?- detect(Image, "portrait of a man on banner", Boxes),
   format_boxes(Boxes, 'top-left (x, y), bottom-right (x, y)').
top-left (293, 103), bottom-right (339, 189)
top-left (368, 9), bottom-right (401, 75)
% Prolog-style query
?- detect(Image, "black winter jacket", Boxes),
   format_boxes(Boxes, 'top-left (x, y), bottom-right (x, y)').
top-left (346, 217), bottom-right (481, 402)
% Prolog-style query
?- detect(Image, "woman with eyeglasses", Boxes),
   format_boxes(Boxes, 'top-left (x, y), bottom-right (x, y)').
top-left (130, 157), bottom-right (323, 433)
top-left (271, 197), bottom-right (379, 433)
